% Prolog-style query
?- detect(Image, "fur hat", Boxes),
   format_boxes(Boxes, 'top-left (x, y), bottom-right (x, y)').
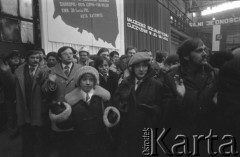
top-left (128, 52), bottom-right (151, 67)
top-left (75, 66), bottom-right (99, 86)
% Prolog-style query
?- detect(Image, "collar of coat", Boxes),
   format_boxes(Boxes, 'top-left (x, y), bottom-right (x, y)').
top-left (65, 85), bottom-right (110, 106)
top-left (126, 67), bottom-right (156, 84)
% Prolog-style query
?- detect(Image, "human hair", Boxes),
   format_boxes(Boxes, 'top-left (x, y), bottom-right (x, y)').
top-left (125, 46), bottom-right (137, 55)
top-left (155, 50), bottom-right (168, 63)
top-left (5, 50), bottom-right (20, 60)
top-left (78, 73), bottom-right (97, 87)
top-left (94, 56), bottom-right (110, 70)
top-left (177, 38), bottom-right (204, 65)
top-left (79, 50), bottom-right (89, 56)
top-left (109, 51), bottom-right (119, 58)
top-left (25, 50), bottom-right (40, 60)
top-left (130, 61), bottom-right (151, 77)
top-left (46, 51), bottom-right (58, 60)
top-left (97, 48), bottom-right (109, 56)
top-left (57, 46), bottom-right (75, 57)
top-left (35, 48), bottom-right (46, 56)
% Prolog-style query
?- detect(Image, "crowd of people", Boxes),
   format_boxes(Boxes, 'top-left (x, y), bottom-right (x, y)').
top-left (0, 37), bottom-right (240, 157)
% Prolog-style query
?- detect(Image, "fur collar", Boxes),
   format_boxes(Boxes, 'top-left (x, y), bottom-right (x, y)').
top-left (65, 85), bottom-right (110, 106)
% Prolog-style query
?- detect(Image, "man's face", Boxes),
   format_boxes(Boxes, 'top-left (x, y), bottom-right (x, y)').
top-left (127, 49), bottom-right (136, 57)
top-left (47, 56), bottom-right (57, 67)
top-left (188, 45), bottom-right (208, 66)
top-left (79, 51), bottom-right (89, 62)
top-left (79, 73), bottom-right (95, 93)
top-left (9, 56), bottom-right (20, 66)
top-left (38, 51), bottom-right (45, 61)
top-left (133, 62), bottom-right (149, 79)
top-left (100, 51), bottom-right (110, 60)
top-left (98, 60), bottom-right (109, 76)
top-left (28, 54), bottom-right (40, 67)
top-left (60, 48), bottom-right (73, 64)
top-left (111, 54), bottom-right (119, 64)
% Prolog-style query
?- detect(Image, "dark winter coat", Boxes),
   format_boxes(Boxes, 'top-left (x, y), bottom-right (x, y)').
top-left (164, 64), bottom-right (218, 135)
top-left (15, 63), bottom-right (50, 126)
top-left (112, 68), bottom-right (164, 157)
top-left (99, 70), bottom-right (119, 97)
top-left (42, 62), bottom-right (82, 131)
top-left (217, 57), bottom-right (240, 135)
top-left (64, 86), bottom-right (114, 157)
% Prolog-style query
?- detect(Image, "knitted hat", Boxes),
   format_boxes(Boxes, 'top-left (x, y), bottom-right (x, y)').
top-left (128, 52), bottom-right (151, 67)
top-left (75, 66), bottom-right (99, 87)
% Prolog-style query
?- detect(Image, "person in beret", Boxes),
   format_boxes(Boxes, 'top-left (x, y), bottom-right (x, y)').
top-left (112, 52), bottom-right (165, 157)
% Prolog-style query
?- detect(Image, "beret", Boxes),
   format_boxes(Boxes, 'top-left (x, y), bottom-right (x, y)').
top-left (128, 52), bottom-right (151, 67)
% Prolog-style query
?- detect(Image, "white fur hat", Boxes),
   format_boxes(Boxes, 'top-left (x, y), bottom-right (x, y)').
top-left (75, 66), bottom-right (99, 86)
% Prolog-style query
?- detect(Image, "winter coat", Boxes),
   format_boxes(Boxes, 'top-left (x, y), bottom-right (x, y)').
top-left (51, 85), bottom-right (119, 157)
top-left (112, 68), bottom-right (164, 157)
top-left (43, 62), bottom-right (82, 131)
top-left (15, 63), bottom-right (50, 126)
top-left (217, 57), bottom-right (240, 135)
top-left (164, 64), bottom-right (218, 135)
top-left (99, 70), bottom-right (119, 97)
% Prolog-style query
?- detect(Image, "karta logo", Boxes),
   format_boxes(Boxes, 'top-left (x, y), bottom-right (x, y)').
top-left (142, 128), bottom-right (239, 156)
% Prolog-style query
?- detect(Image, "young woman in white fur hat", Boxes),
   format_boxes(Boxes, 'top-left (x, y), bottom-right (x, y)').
top-left (49, 66), bottom-right (120, 157)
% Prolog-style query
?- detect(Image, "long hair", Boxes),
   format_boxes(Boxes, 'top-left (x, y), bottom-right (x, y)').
top-left (177, 38), bottom-right (204, 66)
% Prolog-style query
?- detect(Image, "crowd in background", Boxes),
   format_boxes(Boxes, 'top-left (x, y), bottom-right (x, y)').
top-left (0, 38), bottom-right (240, 157)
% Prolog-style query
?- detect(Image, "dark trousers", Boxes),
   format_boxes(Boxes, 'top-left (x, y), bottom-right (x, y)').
top-left (5, 100), bottom-right (18, 132)
top-left (21, 124), bottom-right (51, 157)
top-left (50, 130), bottom-right (73, 157)
top-left (0, 102), bottom-right (7, 132)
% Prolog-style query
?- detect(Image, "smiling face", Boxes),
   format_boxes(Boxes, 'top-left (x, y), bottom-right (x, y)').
top-left (79, 73), bottom-right (95, 93)
top-left (28, 53), bottom-right (40, 67)
top-left (133, 61), bottom-right (149, 79)
top-left (97, 60), bottom-right (109, 76)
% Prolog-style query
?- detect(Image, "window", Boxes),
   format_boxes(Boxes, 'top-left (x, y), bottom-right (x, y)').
top-left (0, 0), bottom-right (34, 44)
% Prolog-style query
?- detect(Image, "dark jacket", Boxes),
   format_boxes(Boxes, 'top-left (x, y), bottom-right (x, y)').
top-left (99, 70), bottom-right (119, 97)
top-left (42, 62), bottom-right (82, 131)
top-left (164, 64), bottom-right (218, 135)
top-left (217, 57), bottom-right (240, 135)
top-left (14, 63), bottom-right (50, 126)
top-left (64, 86), bottom-right (114, 157)
top-left (112, 68), bottom-right (164, 157)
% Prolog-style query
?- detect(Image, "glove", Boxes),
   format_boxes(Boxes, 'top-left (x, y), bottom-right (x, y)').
top-left (49, 102), bottom-right (72, 123)
top-left (49, 101), bottom-right (66, 115)
top-left (107, 109), bottom-right (118, 124)
top-left (103, 106), bottom-right (120, 127)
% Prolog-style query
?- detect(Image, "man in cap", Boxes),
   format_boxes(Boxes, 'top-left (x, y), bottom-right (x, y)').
top-left (77, 46), bottom-right (93, 66)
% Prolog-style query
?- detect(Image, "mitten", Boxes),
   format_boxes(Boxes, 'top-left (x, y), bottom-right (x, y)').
top-left (103, 106), bottom-right (120, 127)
